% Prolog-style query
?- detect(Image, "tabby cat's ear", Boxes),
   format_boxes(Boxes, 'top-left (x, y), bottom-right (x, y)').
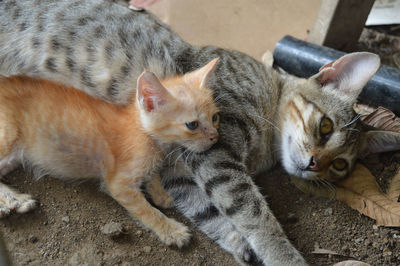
top-left (137, 71), bottom-right (170, 112)
top-left (359, 130), bottom-right (400, 157)
top-left (186, 57), bottom-right (219, 88)
top-left (314, 52), bottom-right (380, 101)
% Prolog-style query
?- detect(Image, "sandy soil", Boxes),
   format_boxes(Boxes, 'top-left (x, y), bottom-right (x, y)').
top-left (1, 26), bottom-right (400, 266)
top-left (1, 152), bottom-right (399, 266)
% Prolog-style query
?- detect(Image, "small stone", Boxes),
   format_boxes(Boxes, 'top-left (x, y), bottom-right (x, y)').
top-left (355, 237), bottom-right (363, 244)
top-left (324, 208), bottom-right (333, 216)
top-left (136, 230), bottom-right (143, 236)
top-left (286, 213), bottom-right (298, 223)
top-left (372, 225), bottom-right (379, 231)
top-left (29, 235), bottom-right (38, 243)
top-left (62, 216), bottom-right (70, 223)
top-left (101, 222), bottom-right (123, 237)
top-left (143, 246), bottom-right (151, 253)
top-left (341, 245), bottom-right (349, 253)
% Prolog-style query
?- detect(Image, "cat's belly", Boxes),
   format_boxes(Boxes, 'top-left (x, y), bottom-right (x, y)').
top-left (21, 133), bottom-right (113, 180)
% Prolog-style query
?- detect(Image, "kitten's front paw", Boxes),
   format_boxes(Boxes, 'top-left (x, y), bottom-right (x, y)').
top-left (157, 218), bottom-right (191, 248)
top-left (0, 191), bottom-right (37, 218)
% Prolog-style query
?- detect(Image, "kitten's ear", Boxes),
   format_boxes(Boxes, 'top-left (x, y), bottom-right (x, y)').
top-left (137, 71), bottom-right (170, 112)
top-left (359, 130), bottom-right (400, 157)
top-left (186, 57), bottom-right (219, 88)
top-left (313, 52), bottom-right (380, 100)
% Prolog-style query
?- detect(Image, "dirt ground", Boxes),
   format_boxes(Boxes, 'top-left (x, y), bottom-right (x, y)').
top-left (2, 152), bottom-right (400, 266)
top-left (1, 22), bottom-right (400, 266)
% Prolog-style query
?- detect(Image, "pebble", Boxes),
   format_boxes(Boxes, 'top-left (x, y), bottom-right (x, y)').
top-left (101, 222), bottom-right (123, 237)
top-left (382, 247), bottom-right (392, 256)
top-left (136, 230), bottom-right (143, 236)
top-left (324, 208), bottom-right (333, 216)
top-left (372, 225), bottom-right (379, 231)
top-left (29, 235), bottom-right (38, 243)
top-left (143, 246), bottom-right (152, 253)
top-left (354, 237), bottom-right (363, 244)
top-left (62, 216), bottom-right (70, 223)
top-left (286, 213), bottom-right (298, 223)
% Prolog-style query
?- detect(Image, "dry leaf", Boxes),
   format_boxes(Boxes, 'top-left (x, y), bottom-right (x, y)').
top-left (335, 164), bottom-right (400, 226)
top-left (360, 106), bottom-right (400, 132)
top-left (333, 260), bottom-right (371, 266)
top-left (388, 170), bottom-right (400, 202)
top-left (353, 103), bottom-right (375, 116)
top-left (312, 248), bottom-right (338, 255)
top-left (292, 164), bottom-right (400, 226)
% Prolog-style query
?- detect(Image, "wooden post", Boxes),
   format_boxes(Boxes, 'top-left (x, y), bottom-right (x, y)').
top-left (308, 0), bottom-right (374, 51)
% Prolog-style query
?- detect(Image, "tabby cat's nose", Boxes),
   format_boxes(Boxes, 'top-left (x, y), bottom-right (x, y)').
top-left (305, 156), bottom-right (319, 171)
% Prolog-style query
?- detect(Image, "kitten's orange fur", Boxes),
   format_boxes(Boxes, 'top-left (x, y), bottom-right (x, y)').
top-left (0, 58), bottom-right (220, 247)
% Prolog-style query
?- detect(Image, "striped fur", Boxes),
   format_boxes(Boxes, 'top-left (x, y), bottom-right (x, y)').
top-left (0, 1), bottom-right (392, 265)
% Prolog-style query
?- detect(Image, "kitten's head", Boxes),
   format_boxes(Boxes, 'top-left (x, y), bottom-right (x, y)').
top-left (136, 58), bottom-right (220, 152)
top-left (279, 52), bottom-right (400, 182)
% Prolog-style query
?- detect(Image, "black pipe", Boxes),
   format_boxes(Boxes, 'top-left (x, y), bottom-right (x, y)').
top-left (273, 35), bottom-right (400, 115)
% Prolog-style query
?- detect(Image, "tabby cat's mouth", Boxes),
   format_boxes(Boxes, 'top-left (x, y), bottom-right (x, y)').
top-left (284, 155), bottom-right (319, 180)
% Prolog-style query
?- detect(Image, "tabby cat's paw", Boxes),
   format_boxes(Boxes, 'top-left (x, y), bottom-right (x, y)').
top-left (224, 231), bottom-right (264, 266)
top-left (0, 192), bottom-right (37, 218)
top-left (238, 248), bottom-right (264, 266)
top-left (157, 218), bottom-right (191, 248)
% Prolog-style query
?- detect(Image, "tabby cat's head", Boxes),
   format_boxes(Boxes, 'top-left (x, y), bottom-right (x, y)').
top-left (136, 58), bottom-right (220, 152)
top-left (278, 52), bottom-right (400, 182)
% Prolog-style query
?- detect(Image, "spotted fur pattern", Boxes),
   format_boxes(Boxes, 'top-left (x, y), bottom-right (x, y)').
top-left (2, 1), bottom-right (395, 265)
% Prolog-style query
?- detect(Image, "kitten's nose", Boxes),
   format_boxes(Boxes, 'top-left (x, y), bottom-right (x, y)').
top-left (209, 132), bottom-right (219, 143)
top-left (305, 156), bottom-right (319, 171)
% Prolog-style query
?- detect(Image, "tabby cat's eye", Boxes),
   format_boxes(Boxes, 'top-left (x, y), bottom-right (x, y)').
top-left (320, 117), bottom-right (333, 136)
top-left (212, 113), bottom-right (219, 123)
top-left (332, 158), bottom-right (347, 171)
top-left (185, 121), bottom-right (199, 130)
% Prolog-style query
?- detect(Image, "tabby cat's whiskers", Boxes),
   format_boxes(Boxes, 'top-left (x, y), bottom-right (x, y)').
top-left (249, 114), bottom-right (281, 133)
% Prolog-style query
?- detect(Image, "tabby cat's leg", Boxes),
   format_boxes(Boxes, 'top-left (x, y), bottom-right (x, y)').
top-left (189, 154), bottom-right (307, 266)
top-left (161, 162), bottom-right (263, 266)
top-left (105, 173), bottom-right (191, 247)
top-left (145, 174), bottom-right (174, 209)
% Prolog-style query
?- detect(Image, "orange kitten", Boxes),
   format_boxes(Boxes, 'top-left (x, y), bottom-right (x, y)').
top-left (0, 58), bottom-right (220, 247)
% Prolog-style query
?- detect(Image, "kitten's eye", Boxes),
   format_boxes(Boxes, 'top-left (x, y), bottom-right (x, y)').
top-left (332, 158), bottom-right (347, 171)
top-left (212, 113), bottom-right (219, 123)
top-left (320, 117), bottom-right (333, 136)
top-left (185, 121), bottom-right (199, 130)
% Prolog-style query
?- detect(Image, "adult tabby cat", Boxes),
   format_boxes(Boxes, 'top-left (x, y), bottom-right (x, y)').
top-left (1, 0), bottom-right (399, 265)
